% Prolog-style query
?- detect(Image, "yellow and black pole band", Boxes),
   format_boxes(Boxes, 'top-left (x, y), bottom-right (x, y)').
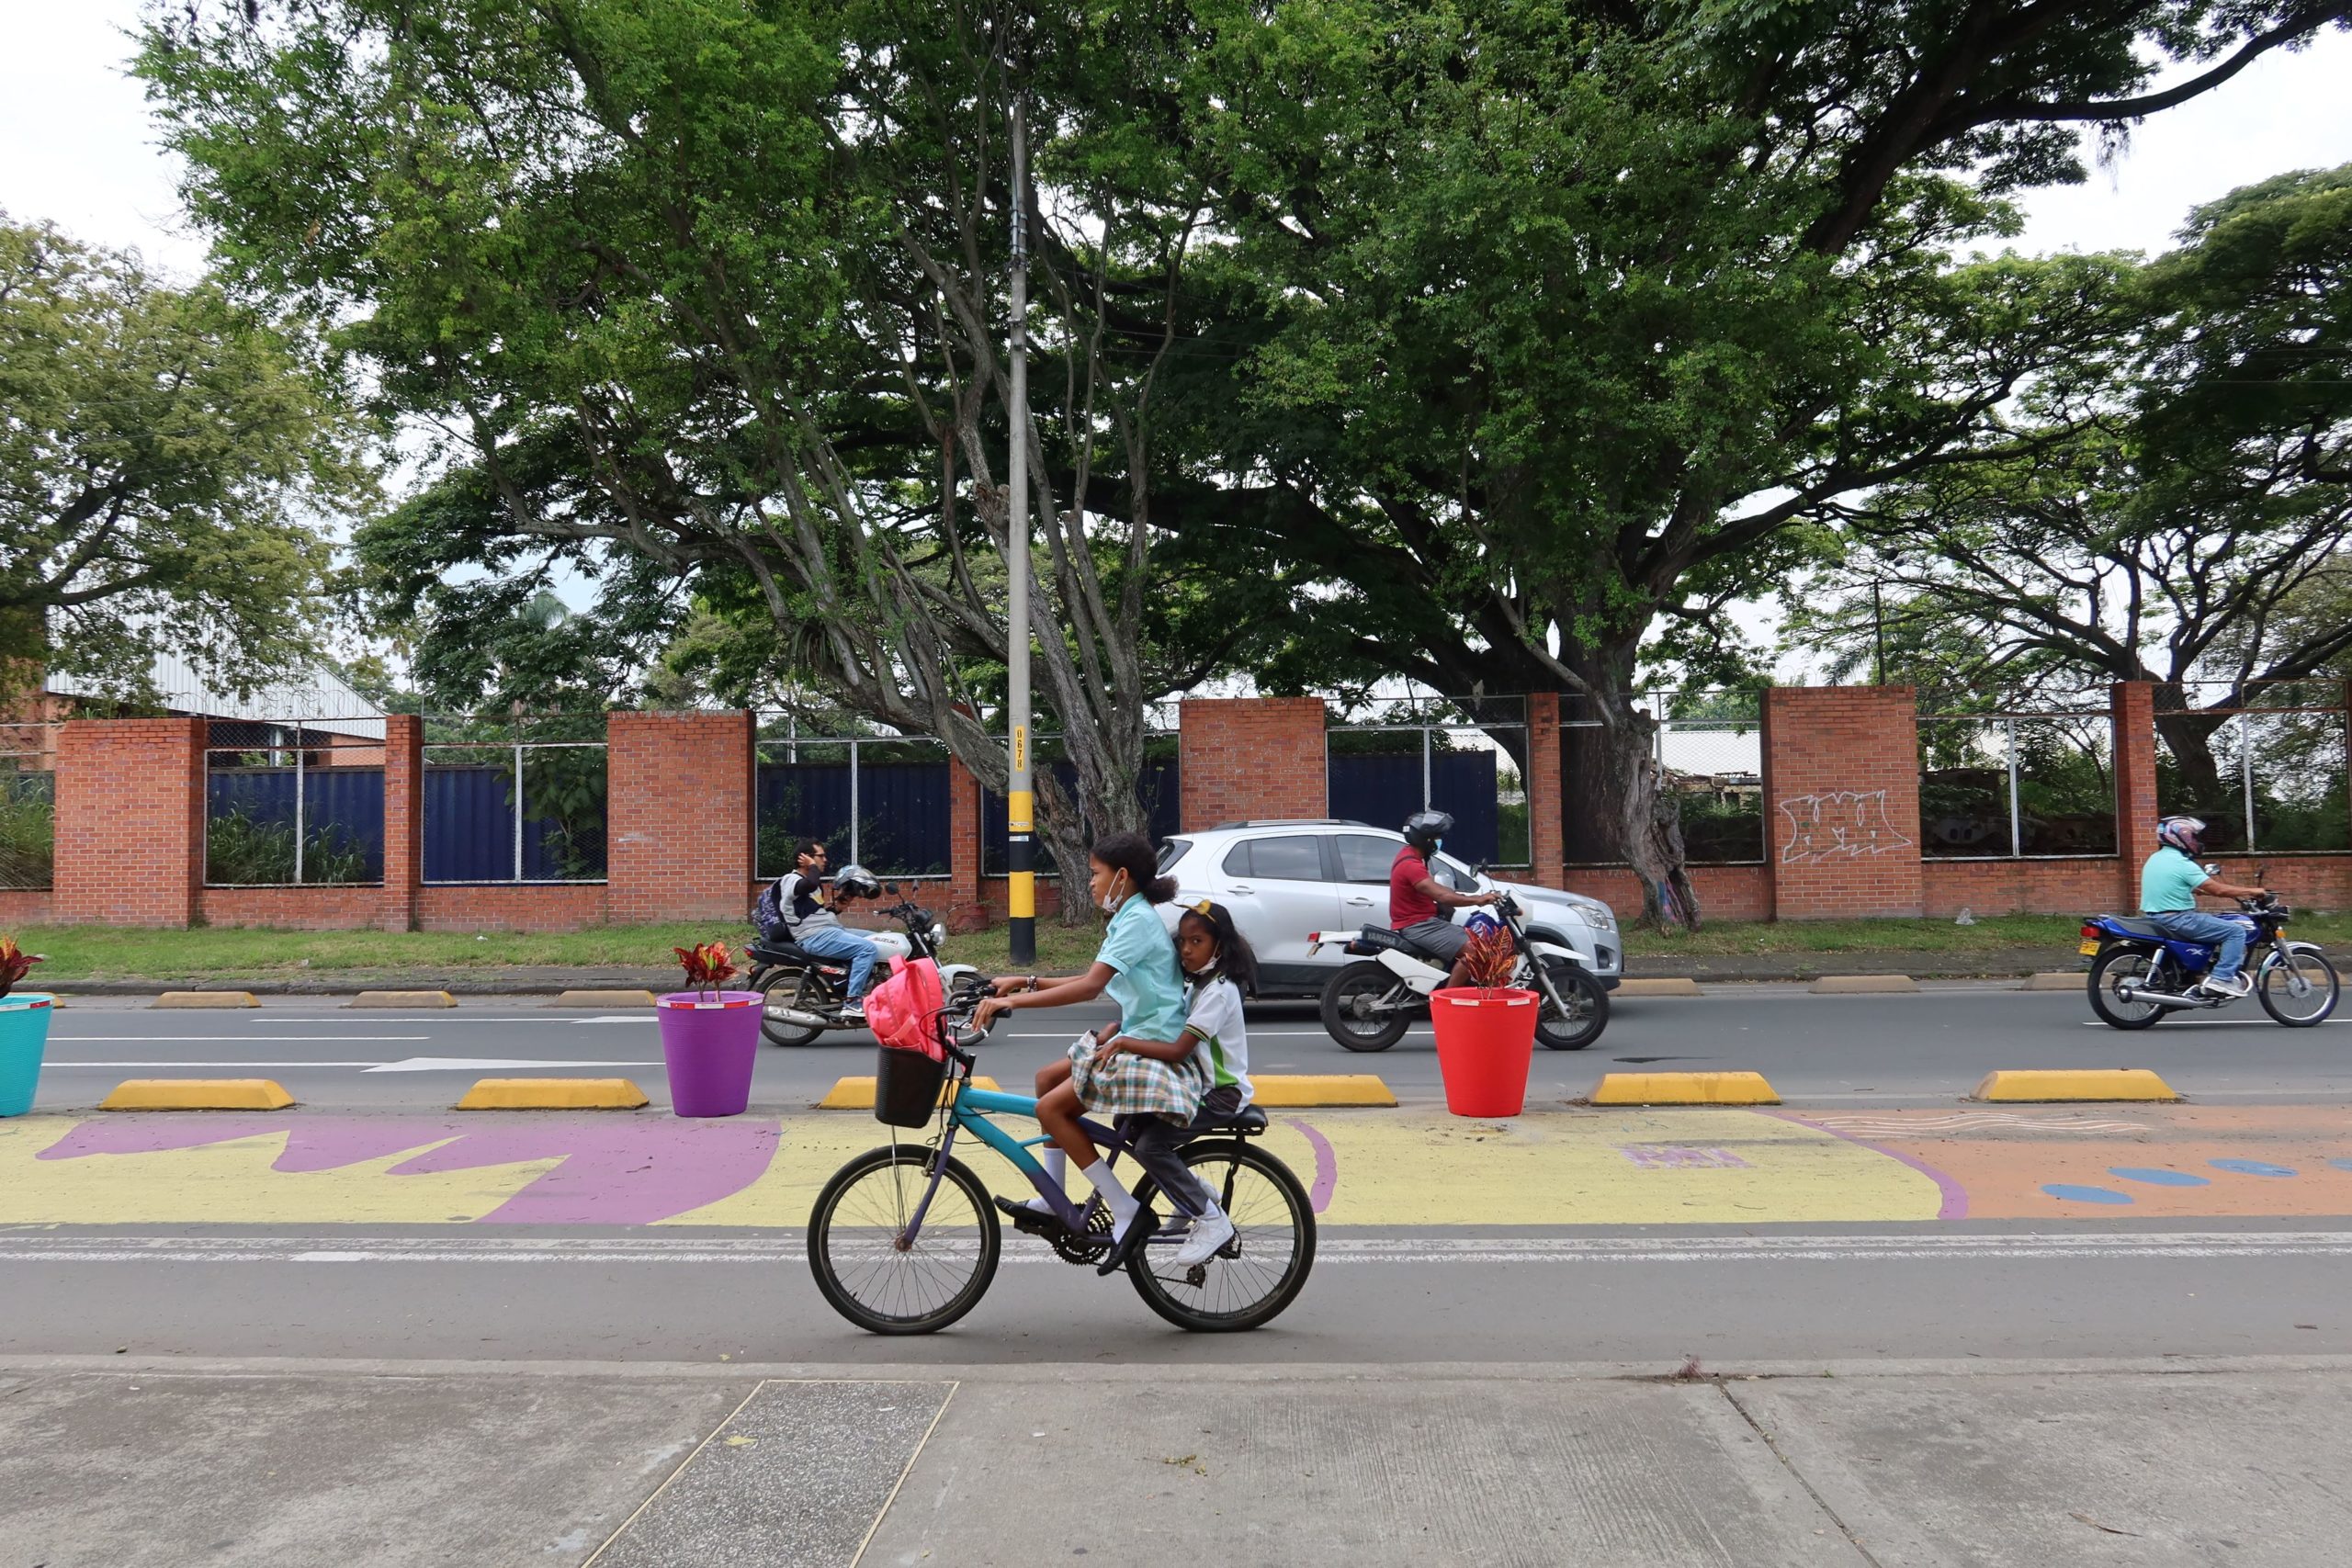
top-left (1008, 726), bottom-right (1035, 964)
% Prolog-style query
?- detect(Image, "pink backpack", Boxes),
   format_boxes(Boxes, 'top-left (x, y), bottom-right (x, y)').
top-left (864, 954), bottom-right (945, 1061)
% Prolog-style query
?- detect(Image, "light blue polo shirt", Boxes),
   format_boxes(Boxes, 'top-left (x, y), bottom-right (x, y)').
top-left (1095, 895), bottom-right (1189, 1043)
top-left (2140, 846), bottom-right (2209, 913)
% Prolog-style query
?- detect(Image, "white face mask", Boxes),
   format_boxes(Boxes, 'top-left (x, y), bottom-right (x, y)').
top-left (1100, 873), bottom-right (1127, 915)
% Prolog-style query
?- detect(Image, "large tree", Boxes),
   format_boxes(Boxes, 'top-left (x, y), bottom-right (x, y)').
top-left (1786, 165), bottom-right (2352, 805)
top-left (141, 0), bottom-right (1273, 903)
top-left (1138, 0), bottom-right (2349, 926)
top-left (0, 216), bottom-right (366, 702)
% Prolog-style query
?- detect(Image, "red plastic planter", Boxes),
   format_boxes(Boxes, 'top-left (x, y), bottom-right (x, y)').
top-left (1429, 987), bottom-right (1539, 1117)
top-left (655, 990), bottom-right (763, 1117)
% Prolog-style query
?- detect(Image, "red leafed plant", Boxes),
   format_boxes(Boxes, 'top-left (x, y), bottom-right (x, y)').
top-left (0, 936), bottom-right (42, 1000)
top-left (674, 941), bottom-right (738, 1001)
top-left (1456, 925), bottom-right (1519, 994)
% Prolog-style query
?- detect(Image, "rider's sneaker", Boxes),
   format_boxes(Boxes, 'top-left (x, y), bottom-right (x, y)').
top-left (840, 1000), bottom-right (866, 1021)
top-left (1171, 1209), bottom-right (1236, 1268)
top-left (2196, 974), bottom-right (2252, 1000)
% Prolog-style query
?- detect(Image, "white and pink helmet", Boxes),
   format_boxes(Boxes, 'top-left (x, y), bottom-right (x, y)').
top-left (2156, 816), bottom-right (2206, 855)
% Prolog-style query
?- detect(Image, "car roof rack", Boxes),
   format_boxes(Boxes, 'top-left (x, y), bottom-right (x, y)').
top-left (1205, 818), bottom-right (1373, 830)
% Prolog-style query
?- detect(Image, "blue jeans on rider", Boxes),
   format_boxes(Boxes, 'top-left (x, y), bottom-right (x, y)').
top-left (2147, 910), bottom-right (2247, 983)
top-left (793, 925), bottom-right (879, 998)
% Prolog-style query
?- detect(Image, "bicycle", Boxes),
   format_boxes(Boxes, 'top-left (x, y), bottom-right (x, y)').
top-left (806, 980), bottom-right (1317, 1335)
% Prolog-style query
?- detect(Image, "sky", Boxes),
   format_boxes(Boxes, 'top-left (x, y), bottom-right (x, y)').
top-left (6, 5), bottom-right (2350, 686)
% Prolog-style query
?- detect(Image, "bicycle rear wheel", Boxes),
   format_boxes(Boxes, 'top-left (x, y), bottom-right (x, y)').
top-left (808, 1145), bottom-right (999, 1335)
top-left (1126, 1140), bottom-right (1316, 1333)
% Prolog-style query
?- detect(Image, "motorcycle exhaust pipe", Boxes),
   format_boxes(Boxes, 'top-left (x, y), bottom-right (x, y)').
top-left (770, 1007), bottom-right (831, 1028)
top-left (2114, 985), bottom-right (2209, 1010)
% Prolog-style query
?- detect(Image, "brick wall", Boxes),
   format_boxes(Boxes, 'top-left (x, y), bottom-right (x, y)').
top-left (1525, 694), bottom-right (1566, 890)
top-left (1562, 864), bottom-right (1773, 923)
top-left (1919, 858), bottom-right (2119, 919)
top-left (945, 757), bottom-right (987, 931)
top-left (2111, 682), bottom-right (2162, 909)
top-left (202, 885), bottom-right (390, 931)
top-left (417, 884), bottom-right (608, 932)
top-left (1762, 687), bottom-right (1924, 919)
top-left (52, 718), bottom-right (204, 927)
top-left (0, 890), bottom-right (52, 927)
top-left (1179, 697), bottom-right (1327, 829)
top-left (605, 711), bottom-right (753, 922)
top-left (380, 714), bottom-right (421, 932)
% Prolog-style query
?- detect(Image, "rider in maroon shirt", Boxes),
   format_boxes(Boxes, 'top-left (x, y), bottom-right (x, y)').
top-left (1389, 810), bottom-right (1497, 987)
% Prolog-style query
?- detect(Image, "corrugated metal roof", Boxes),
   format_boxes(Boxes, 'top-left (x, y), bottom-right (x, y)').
top-left (47, 654), bottom-right (386, 739)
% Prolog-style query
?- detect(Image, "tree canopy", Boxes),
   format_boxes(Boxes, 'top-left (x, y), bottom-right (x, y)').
top-left (0, 216), bottom-right (369, 702)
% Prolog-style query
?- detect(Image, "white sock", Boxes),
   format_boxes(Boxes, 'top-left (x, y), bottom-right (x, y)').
top-left (1021, 1147), bottom-right (1069, 1213)
top-left (1081, 1160), bottom-right (1141, 1235)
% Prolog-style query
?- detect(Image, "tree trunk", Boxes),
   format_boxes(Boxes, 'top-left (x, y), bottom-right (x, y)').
top-left (2151, 691), bottom-right (2231, 823)
top-left (1558, 640), bottom-right (1702, 932)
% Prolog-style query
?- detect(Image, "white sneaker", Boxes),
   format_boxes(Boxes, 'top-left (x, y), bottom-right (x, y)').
top-left (1172, 1210), bottom-right (1236, 1267)
top-left (840, 1000), bottom-right (866, 1021)
top-left (2199, 974), bottom-right (2252, 999)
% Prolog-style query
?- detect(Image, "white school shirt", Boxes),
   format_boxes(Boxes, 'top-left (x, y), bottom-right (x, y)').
top-left (1182, 976), bottom-right (1251, 1100)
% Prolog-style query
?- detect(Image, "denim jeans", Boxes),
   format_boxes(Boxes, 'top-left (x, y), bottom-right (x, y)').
top-left (2147, 910), bottom-right (2248, 983)
top-left (792, 924), bottom-right (879, 998)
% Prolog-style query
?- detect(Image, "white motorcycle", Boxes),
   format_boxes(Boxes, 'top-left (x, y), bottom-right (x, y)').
top-left (1307, 890), bottom-right (1610, 1052)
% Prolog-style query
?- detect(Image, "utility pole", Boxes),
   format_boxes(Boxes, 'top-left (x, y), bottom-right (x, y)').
top-left (1006, 96), bottom-right (1035, 966)
top-left (1871, 581), bottom-right (1888, 688)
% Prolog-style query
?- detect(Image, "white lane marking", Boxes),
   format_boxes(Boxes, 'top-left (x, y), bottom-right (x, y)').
top-left (8, 1231), bottom-right (2352, 1266)
top-left (47, 1035), bottom-right (431, 1043)
top-left (363, 1056), bottom-right (665, 1074)
top-left (39, 1061), bottom-right (392, 1069)
top-left (2077, 1017), bottom-right (2347, 1027)
top-left (1804, 1111), bottom-right (2149, 1135)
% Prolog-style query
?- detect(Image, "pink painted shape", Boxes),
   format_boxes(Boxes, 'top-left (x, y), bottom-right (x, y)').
top-left (1282, 1117), bottom-right (1338, 1213)
top-left (34, 1115), bottom-right (784, 1226)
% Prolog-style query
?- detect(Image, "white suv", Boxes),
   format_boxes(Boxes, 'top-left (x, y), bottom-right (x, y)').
top-left (1158, 821), bottom-right (1623, 998)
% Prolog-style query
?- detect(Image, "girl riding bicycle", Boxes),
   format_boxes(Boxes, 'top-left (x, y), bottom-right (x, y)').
top-left (974, 831), bottom-right (1192, 1272)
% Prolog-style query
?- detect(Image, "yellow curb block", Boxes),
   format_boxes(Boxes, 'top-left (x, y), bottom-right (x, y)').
top-left (553, 989), bottom-right (660, 1009)
top-left (2019, 972), bottom-right (2086, 991)
top-left (820, 1076), bottom-right (1002, 1110)
top-left (1250, 1075), bottom-right (1397, 1108)
top-left (102, 1078), bottom-right (293, 1111)
top-left (152, 991), bottom-right (259, 1009)
top-left (1589, 1070), bottom-right (1780, 1106)
top-left (349, 990), bottom-right (457, 1009)
top-left (457, 1077), bottom-right (650, 1111)
top-left (1810, 975), bottom-right (1918, 994)
top-left (1614, 977), bottom-right (1702, 998)
top-left (1972, 1068), bottom-right (2179, 1102)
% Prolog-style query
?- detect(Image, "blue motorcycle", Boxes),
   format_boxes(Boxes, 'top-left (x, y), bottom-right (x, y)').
top-left (2080, 892), bottom-right (2338, 1031)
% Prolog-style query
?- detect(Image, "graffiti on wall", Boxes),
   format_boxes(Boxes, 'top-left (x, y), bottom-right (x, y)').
top-left (1778, 790), bottom-right (1913, 863)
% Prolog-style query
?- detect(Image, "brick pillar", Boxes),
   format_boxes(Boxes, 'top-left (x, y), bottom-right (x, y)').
top-left (605, 711), bottom-right (754, 924)
top-left (379, 713), bottom-right (422, 931)
top-left (1761, 686), bottom-right (1924, 919)
top-left (1524, 693), bottom-right (1566, 887)
top-left (1178, 697), bottom-right (1328, 830)
top-left (2111, 682), bottom-right (2161, 908)
top-left (946, 755), bottom-right (989, 931)
top-left (53, 718), bottom-right (205, 927)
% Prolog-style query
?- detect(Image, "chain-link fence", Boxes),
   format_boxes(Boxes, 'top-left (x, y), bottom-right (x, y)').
top-left (422, 715), bottom-right (608, 884)
top-left (1917, 712), bottom-right (2117, 859)
top-left (2155, 682), bottom-right (2350, 854)
top-left (1327, 696), bottom-right (1529, 869)
top-left (756, 720), bottom-right (953, 880)
top-left (1650, 693), bottom-right (1764, 863)
top-left (0, 723), bottom-right (58, 890)
top-left (203, 718), bottom-right (387, 886)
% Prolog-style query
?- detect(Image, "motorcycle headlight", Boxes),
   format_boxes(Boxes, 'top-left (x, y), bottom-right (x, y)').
top-left (930, 921), bottom-right (947, 947)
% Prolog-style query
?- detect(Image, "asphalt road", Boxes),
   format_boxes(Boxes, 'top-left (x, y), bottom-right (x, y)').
top-left (23, 982), bottom-right (2352, 1110)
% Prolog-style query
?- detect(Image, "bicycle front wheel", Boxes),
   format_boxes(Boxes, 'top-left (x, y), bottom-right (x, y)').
top-left (808, 1145), bottom-right (999, 1335)
top-left (1126, 1140), bottom-right (1316, 1333)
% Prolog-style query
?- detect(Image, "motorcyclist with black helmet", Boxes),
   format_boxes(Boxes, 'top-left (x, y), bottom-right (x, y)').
top-left (758, 839), bottom-right (884, 1020)
top-left (1390, 809), bottom-right (1498, 987)
top-left (2142, 816), bottom-right (2268, 1000)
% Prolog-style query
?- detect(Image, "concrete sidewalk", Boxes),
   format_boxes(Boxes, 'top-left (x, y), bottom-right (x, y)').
top-left (5, 1355), bottom-right (2346, 1567)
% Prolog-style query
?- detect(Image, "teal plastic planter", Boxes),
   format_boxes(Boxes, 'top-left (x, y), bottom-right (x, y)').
top-left (0, 993), bottom-right (55, 1117)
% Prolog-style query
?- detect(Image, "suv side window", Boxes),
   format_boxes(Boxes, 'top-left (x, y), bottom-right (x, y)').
top-left (1219, 840), bottom-right (1252, 876)
top-left (1334, 834), bottom-right (1399, 885)
top-left (1238, 835), bottom-right (1326, 882)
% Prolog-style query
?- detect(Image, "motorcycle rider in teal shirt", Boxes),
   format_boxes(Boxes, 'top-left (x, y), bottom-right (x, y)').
top-left (2141, 817), bottom-right (2268, 999)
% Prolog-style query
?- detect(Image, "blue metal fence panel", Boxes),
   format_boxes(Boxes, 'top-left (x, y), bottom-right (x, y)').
top-left (982, 761), bottom-right (1181, 876)
top-left (756, 761), bottom-right (951, 877)
top-left (423, 766), bottom-right (514, 883)
top-left (1327, 751), bottom-right (1499, 866)
top-left (206, 767), bottom-right (385, 881)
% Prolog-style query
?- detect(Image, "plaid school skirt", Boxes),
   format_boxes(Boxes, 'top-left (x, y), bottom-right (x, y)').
top-left (1068, 1033), bottom-right (1210, 1124)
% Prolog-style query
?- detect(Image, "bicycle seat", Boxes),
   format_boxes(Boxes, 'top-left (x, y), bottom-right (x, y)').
top-left (1201, 1104), bottom-right (1268, 1134)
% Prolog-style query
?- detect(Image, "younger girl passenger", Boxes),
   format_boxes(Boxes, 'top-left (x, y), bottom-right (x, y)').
top-left (972, 832), bottom-right (1192, 1273)
top-left (1120, 899), bottom-right (1258, 1267)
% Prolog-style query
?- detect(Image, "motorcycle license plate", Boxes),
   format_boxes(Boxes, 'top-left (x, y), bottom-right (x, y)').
top-left (2076, 940), bottom-right (2101, 956)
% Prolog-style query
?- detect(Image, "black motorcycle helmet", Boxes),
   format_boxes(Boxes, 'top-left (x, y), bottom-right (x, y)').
top-left (1402, 810), bottom-right (1453, 855)
top-left (831, 863), bottom-right (883, 901)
